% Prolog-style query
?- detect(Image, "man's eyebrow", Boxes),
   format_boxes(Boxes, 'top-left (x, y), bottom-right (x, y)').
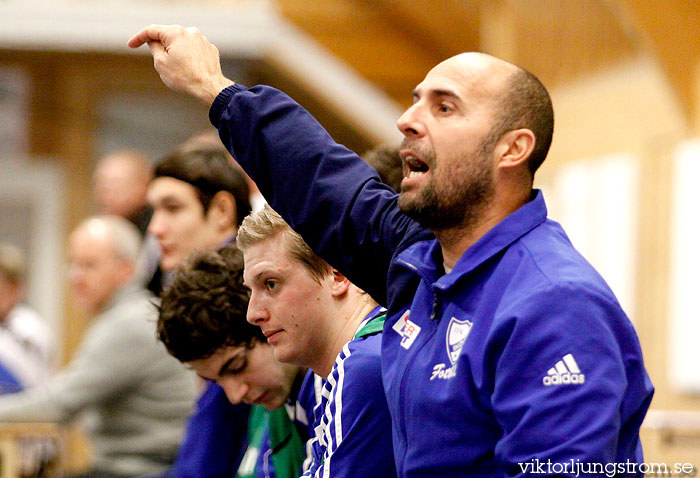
top-left (218, 355), bottom-right (243, 377)
top-left (158, 194), bottom-right (182, 203)
top-left (242, 269), bottom-right (265, 288)
top-left (412, 88), bottom-right (461, 102)
top-left (149, 194), bottom-right (179, 206)
top-left (249, 269), bottom-right (272, 285)
top-left (432, 88), bottom-right (461, 101)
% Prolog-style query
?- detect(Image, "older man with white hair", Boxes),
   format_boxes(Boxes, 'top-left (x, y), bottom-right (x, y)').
top-left (0, 215), bottom-right (197, 478)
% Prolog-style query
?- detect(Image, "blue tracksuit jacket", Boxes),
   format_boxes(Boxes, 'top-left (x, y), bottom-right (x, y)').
top-left (170, 382), bottom-right (249, 478)
top-left (210, 84), bottom-right (654, 477)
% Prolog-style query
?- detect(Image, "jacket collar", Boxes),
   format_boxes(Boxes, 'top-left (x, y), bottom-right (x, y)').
top-left (396, 190), bottom-right (548, 288)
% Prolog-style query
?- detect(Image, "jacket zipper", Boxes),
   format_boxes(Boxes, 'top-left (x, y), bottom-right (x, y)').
top-left (394, 257), bottom-right (441, 475)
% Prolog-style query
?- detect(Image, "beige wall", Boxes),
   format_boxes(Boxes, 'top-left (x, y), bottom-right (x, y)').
top-left (536, 56), bottom-right (700, 464)
top-left (695, 60), bottom-right (700, 136)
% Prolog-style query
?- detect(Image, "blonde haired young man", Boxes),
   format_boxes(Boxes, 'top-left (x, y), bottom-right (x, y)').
top-left (237, 205), bottom-right (396, 478)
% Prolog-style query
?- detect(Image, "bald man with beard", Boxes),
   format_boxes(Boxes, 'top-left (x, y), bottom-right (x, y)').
top-left (129, 26), bottom-right (654, 477)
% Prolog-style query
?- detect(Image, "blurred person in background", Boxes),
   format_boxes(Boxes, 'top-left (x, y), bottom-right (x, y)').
top-left (0, 216), bottom-right (197, 478)
top-left (147, 143), bottom-right (250, 275)
top-left (0, 243), bottom-right (54, 393)
top-left (0, 243), bottom-right (56, 476)
top-left (93, 149), bottom-right (165, 295)
top-left (93, 150), bottom-right (154, 236)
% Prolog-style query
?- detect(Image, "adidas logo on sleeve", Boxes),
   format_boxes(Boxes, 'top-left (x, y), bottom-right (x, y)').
top-left (542, 354), bottom-right (585, 386)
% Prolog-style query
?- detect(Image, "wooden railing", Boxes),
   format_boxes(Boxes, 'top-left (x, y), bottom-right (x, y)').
top-left (0, 423), bottom-right (63, 478)
top-left (643, 409), bottom-right (700, 443)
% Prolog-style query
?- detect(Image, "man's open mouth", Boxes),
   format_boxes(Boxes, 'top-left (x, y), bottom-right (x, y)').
top-left (404, 154), bottom-right (429, 178)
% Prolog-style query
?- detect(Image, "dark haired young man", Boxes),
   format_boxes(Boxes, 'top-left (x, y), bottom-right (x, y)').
top-left (147, 144), bottom-right (253, 478)
top-left (158, 246), bottom-right (314, 478)
top-left (148, 144), bottom-right (250, 272)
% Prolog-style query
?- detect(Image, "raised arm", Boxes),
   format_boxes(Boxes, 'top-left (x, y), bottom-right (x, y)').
top-left (129, 25), bottom-right (432, 303)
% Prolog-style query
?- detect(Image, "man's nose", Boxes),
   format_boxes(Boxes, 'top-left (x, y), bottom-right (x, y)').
top-left (246, 291), bottom-right (269, 326)
top-left (221, 379), bottom-right (249, 405)
top-left (147, 211), bottom-right (165, 237)
top-left (397, 103), bottom-right (425, 138)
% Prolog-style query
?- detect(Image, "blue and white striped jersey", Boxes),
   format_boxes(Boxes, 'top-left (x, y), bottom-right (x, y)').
top-left (303, 307), bottom-right (396, 478)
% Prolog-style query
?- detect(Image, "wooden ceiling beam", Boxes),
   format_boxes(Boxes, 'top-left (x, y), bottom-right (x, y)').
top-left (275, 0), bottom-right (435, 105)
top-left (620, 0), bottom-right (700, 124)
top-left (365, 0), bottom-right (481, 60)
top-left (482, 0), bottom-right (639, 89)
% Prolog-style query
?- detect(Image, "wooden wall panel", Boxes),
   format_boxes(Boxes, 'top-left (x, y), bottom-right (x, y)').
top-left (277, 0), bottom-right (643, 109)
top-left (621, 0), bottom-right (700, 124)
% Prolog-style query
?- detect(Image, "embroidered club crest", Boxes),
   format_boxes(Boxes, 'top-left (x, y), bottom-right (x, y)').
top-left (446, 317), bottom-right (472, 365)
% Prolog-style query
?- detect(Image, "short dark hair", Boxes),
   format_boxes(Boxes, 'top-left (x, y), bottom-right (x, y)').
top-left (157, 245), bottom-right (264, 363)
top-left (489, 67), bottom-right (554, 176)
top-left (154, 145), bottom-right (251, 225)
top-left (362, 145), bottom-right (403, 192)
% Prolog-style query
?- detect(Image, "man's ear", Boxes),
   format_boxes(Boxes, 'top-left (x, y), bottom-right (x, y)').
top-left (329, 269), bottom-right (351, 297)
top-left (208, 191), bottom-right (237, 229)
top-left (494, 128), bottom-right (535, 170)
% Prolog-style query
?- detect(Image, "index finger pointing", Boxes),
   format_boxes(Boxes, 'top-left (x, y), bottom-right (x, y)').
top-left (127, 24), bottom-right (178, 49)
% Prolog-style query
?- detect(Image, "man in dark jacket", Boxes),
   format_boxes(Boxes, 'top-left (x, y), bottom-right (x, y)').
top-left (129, 26), bottom-right (654, 478)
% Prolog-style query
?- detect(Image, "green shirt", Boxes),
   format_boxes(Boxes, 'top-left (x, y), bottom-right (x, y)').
top-left (235, 404), bottom-right (307, 478)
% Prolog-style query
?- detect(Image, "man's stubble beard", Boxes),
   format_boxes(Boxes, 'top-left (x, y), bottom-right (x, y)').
top-left (398, 143), bottom-right (495, 232)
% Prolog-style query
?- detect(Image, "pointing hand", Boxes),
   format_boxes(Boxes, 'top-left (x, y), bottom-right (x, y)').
top-left (128, 24), bottom-right (235, 105)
